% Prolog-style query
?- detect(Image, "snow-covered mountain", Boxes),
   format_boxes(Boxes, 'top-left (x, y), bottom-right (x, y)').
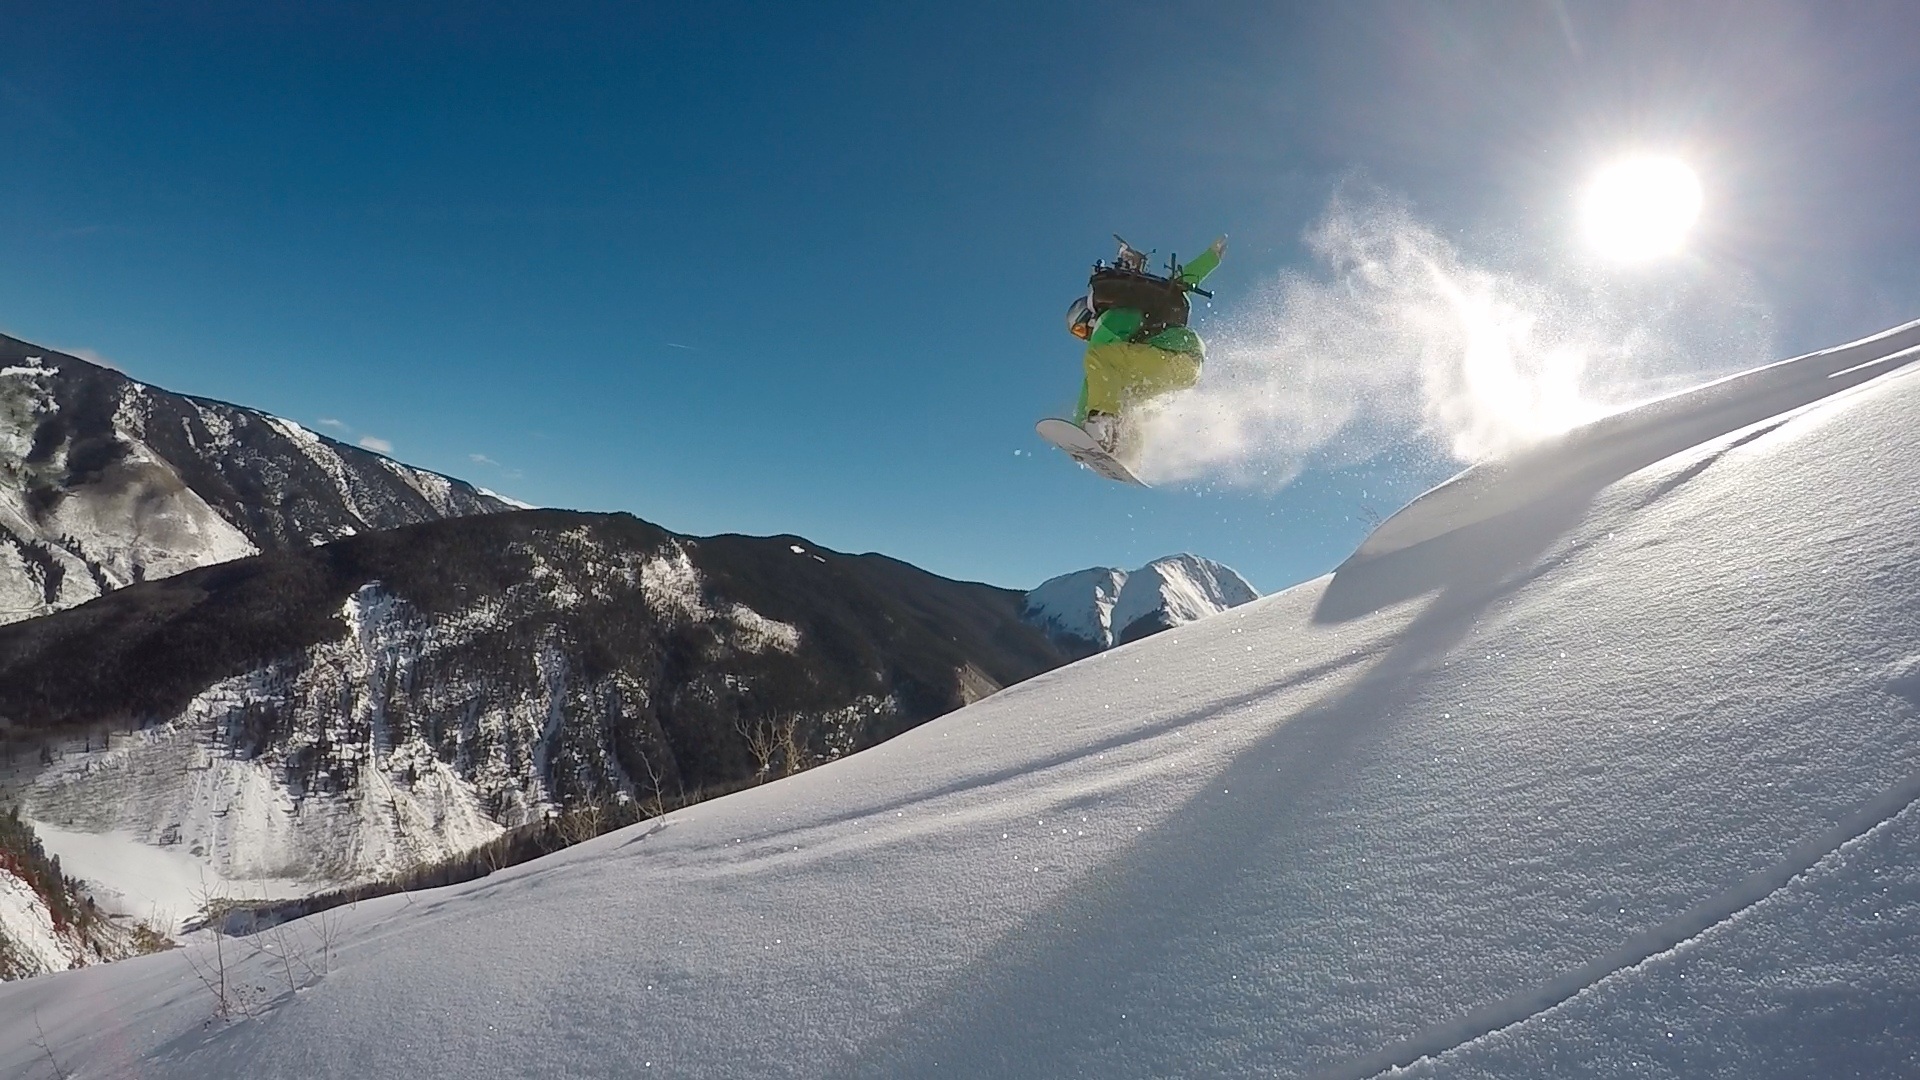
top-left (5, 318), bottom-right (1918, 1076)
top-left (1023, 553), bottom-right (1259, 653)
top-left (1020, 565), bottom-right (1127, 654)
top-left (0, 510), bottom-right (1069, 944)
top-left (0, 333), bottom-right (512, 623)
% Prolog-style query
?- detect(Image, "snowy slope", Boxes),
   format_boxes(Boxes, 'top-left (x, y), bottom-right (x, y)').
top-left (5, 321), bottom-right (1920, 1078)
top-left (0, 333), bottom-right (512, 623)
top-left (0, 870), bottom-right (78, 977)
top-left (1024, 554), bottom-right (1258, 653)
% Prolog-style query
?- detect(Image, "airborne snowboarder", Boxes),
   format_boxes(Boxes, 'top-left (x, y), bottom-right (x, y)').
top-left (1037, 234), bottom-right (1225, 485)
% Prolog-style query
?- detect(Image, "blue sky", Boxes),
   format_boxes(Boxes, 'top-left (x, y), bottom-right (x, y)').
top-left (3, 2), bottom-right (1918, 592)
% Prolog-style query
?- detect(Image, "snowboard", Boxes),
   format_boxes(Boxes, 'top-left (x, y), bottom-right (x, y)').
top-left (1036, 418), bottom-right (1148, 487)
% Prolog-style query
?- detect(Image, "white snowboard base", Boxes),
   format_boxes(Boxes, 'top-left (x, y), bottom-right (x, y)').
top-left (1036, 418), bottom-right (1147, 487)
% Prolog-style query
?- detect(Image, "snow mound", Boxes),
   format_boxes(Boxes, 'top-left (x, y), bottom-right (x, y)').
top-left (1351, 317), bottom-right (1920, 564)
top-left (6, 322), bottom-right (1920, 1077)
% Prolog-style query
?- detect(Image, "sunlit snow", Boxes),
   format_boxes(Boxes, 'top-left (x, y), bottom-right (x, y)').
top-left (3, 322), bottom-right (1920, 1078)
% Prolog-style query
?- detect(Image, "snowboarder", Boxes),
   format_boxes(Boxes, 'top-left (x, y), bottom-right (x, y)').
top-left (1039, 235), bottom-right (1225, 483)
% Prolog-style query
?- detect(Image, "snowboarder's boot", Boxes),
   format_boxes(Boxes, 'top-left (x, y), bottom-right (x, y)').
top-left (1084, 410), bottom-right (1123, 454)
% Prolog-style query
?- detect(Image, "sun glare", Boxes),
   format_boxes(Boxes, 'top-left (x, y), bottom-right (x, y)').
top-left (1580, 157), bottom-right (1702, 262)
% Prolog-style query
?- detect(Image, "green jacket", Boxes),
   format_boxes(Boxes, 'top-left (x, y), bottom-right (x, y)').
top-left (1088, 307), bottom-right (1205, 357)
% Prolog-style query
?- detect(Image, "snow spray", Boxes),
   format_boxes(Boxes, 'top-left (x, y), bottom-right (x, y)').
top-left (1131, 184), bottom-right (1774, 488)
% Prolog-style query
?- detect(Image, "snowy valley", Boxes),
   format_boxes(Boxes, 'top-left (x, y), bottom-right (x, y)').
top-left (2, 318), bottom-right (1916, 1077)
top-left (0, 511), bottom-right (1076, 940)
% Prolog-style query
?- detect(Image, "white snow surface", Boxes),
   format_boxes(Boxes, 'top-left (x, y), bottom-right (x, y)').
top-left (6, 324), bottom-right (1920, 1077)
top-left (18, 822), bottom-right (306, 939)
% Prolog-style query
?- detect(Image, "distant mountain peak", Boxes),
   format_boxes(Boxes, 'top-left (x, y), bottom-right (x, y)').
top-left (1022, 554), bottom-right (1258, 654)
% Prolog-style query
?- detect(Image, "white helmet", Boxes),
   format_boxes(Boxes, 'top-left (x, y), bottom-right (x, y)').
top-left (1067, 295), bottom-right (1096, 340)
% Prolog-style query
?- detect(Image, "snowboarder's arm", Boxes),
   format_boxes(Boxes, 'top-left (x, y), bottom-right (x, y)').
top-left (1088, 307), bottom-right (1144, 345)
top-left (1178, 236), bottom-right (1227, 287)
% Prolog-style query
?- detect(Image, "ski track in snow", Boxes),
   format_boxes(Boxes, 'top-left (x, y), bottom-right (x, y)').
top-left (5, 322), bottom-right (1920, 1077)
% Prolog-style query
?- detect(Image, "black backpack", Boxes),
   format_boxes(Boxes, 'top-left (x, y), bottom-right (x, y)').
top-left (1087, 264), bottom-right (1193, 337)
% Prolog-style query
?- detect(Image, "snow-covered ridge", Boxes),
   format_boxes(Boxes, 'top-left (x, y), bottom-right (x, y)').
top-left (477, 486), bottom-right (538, 510)
top-left (1110, 553), bottom-right (1261, 644)
top-left (0, 333), bottom-right (514, 623)
top-left (1023, 554), bottom-right (1258, 652)
top-left (1021, 566), bottom-right (1126, 652)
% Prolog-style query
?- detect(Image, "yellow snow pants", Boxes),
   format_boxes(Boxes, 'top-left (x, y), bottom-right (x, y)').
top-left (1082, 341), bottom-right (1202, 416)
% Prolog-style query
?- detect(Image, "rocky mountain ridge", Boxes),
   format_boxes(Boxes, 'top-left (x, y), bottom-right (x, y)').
top-left (0, 333), bottom-right (511, 624)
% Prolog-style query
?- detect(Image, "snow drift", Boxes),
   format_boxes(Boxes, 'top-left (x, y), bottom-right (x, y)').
top-left (4, 320), bottom-right (1920, 1078)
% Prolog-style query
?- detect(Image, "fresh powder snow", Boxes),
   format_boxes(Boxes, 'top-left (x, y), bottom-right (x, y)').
top-left (3, 323), bottom-right (1919, 1077)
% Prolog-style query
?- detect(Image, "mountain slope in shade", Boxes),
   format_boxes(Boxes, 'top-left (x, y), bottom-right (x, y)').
top-left (0, 334), bottom-right (512, 623)
top-left (0, 510), bottom-right (1069, 931)
top-left (1022, 554), bottom-right (1258, 653)
top-left (1, 326), bottom-right (1916, 1076)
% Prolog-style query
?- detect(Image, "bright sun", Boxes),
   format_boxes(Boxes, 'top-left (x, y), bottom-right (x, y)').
top-left (1580, 156), bottom-right (1702, 261)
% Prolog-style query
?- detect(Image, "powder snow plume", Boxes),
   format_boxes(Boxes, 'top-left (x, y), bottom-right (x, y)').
top-left (1133, 186), bottom-right (1776, 488)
